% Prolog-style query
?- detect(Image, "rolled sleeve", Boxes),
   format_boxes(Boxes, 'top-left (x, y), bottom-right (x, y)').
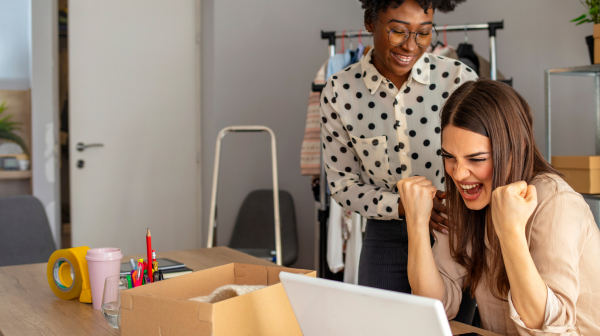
top-left (320, 80), bottom-right (400, 220)
top-left (508, 286), bottom-right (576, 335)
top-left (507, 189), bottom-right (585, 335)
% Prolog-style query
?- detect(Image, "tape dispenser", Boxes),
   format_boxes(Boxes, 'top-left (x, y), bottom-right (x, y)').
top-left (47, 246), bottom-right (93, 303)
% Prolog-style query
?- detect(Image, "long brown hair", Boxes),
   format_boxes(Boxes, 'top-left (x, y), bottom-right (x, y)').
top-left (440, 78), bottom-right (560, 299)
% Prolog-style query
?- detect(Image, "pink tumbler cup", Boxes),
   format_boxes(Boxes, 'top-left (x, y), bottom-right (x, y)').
top-left (86, 248), bottom-right (123, 310)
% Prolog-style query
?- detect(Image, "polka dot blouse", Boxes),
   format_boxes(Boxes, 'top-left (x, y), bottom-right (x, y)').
top-left (320, 49), bottom-right (478, 220)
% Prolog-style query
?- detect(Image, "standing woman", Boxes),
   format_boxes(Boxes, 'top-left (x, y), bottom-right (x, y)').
top-left (320, 0), bottom-right (473, 293)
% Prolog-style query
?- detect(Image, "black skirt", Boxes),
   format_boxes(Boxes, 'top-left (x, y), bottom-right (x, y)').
top-left (358, 218), bottom-right (412, 293)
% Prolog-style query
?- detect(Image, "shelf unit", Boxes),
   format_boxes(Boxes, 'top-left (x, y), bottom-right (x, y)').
top-left (0, 171), bottom-right (31, 180)
top-left (544, 64), bottom-right (600, 162)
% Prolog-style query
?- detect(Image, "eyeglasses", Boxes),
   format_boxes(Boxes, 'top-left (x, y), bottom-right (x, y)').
top-left (376, 19), bottom-right (438, 48)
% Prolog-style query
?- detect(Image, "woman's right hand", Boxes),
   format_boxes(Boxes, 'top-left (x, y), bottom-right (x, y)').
top-left (397, 177), bottom-right (438, 234)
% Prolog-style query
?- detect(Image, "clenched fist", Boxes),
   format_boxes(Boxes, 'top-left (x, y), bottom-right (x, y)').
top-left (491, 181), bottom-right (538, 241)
top-left (397, 176), bottom-right (438, 233)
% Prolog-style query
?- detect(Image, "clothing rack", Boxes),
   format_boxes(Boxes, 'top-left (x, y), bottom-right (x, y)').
top-left (314, 21), bottom-right (505, 279)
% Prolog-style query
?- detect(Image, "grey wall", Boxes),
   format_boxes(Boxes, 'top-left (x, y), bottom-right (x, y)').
top-left (201, 0), bottom-right (365, 269)
top-left (0, 0), bottom-right (31, 89)
top-left (201, 0), bottom-right (597, 269)
top-left (435, 0), bottom-right (596, 158)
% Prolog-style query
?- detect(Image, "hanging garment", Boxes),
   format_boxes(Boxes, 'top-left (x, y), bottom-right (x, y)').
top-left (326, 49), bottom-right (353, 80)
top-left (326, 198), bottom-right (344, 273)
top-left (300, 62), bottom-right (327, 176)
top-left (456, 43), bottom-right (480, 75)
top-left (343, 214), bottom-right (365, 284)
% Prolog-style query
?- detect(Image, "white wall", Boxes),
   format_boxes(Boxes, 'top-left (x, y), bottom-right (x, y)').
top-left (0, 0), bottom-right (31, 89)
top-left (202, 0), bottom-right (595, 269)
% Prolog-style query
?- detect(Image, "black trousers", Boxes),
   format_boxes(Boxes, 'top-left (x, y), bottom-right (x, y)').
top-left (358, 218), bottom-right (412, 293)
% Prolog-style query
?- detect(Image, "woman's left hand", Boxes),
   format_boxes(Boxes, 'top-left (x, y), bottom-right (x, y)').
top-left (491, 181), bottom-right (538, 241)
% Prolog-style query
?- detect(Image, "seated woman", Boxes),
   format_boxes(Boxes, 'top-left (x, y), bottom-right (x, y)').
top-left (398, 78), bottom-right (600, 335)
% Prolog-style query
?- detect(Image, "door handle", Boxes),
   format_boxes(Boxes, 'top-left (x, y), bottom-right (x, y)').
top-left (76, 142), bottom-right (104, 152)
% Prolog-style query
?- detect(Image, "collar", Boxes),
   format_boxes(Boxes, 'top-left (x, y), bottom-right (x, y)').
top-left (361, 49), bottom-right (431, 95)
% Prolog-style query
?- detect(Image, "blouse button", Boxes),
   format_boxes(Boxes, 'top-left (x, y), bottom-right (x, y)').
top-left (402, 152), bottom-right (406, 156)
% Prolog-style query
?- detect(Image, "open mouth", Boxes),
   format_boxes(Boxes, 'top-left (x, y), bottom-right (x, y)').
top-left (390, 51), bottom-right (414, 66)
top-left (459, 183), bottom-right (483, 201)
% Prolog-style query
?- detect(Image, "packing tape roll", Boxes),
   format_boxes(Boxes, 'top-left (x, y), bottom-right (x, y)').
top-left (47, 246), bottom-right (93, 303)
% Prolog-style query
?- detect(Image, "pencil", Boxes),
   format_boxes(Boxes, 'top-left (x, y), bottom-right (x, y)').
top-left (146, 228), bottom-right (153, 282)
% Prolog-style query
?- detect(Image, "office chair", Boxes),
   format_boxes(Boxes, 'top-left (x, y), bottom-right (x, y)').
top-left (229, 190), bottom-right (298, 266)
top-left (0, 195), bottom-right (56, 266)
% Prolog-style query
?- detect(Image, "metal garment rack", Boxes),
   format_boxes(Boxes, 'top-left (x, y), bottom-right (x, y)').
top-left (315, 21), bottom-right (504, 278)
top-left (544, 65), bottom-right (600, 162)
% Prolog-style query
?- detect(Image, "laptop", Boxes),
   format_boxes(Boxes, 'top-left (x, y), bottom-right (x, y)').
top-left (280, 272), bottom-right (453, 336)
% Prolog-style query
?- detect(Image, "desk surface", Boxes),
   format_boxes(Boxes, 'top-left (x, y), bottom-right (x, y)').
top-left (0, 246), bottom-right (501, 336)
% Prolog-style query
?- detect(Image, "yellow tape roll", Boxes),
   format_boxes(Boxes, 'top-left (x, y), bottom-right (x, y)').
top-left (47, 246), bottom-right (93, 303)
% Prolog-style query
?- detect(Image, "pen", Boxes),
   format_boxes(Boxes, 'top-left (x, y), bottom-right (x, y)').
top-left (129, 258), bottom-right (136, 271)
top-left (152, 250), bottom-right (158, 273)
top-left (136, 259), bottom-right (143, 281)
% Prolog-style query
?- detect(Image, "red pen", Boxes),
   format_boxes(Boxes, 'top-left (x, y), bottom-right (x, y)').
top-left (146, 228), bottom-right (153, 282)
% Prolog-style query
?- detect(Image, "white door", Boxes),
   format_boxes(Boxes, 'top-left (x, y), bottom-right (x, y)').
top-left (69, 0), bottom-right (201, 255)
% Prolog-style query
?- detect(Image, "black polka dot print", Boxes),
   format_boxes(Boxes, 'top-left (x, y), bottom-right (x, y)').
top-left (319, 49), bottom-right (477, 218)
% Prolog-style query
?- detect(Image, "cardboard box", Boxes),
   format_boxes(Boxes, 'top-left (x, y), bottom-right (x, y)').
top-left (595, 24), bottom-right (600, 64)
top-left (552, 156), bottom-right (600, 194)
top-left (121, 263), bottom-right (316, 335)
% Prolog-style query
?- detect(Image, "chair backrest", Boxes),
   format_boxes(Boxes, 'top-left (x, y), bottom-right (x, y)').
top-left (228, 190), bottom-right (298, 266)
top-left (0, 195), bottom-right (56, 266)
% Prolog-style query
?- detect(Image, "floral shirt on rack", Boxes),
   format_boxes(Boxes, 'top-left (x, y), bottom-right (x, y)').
top-left (320, 49), bottom-right (478, 220)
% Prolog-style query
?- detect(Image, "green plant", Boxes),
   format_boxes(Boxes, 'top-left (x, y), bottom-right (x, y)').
top-left (572, 0), bottom-right (600, 25)
top-left (0, 101), bottom-right (29, 156)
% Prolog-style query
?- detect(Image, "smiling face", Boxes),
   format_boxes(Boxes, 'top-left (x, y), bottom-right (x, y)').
top-left (365, 0), bottom-right (433, 85)
top-left (442, 125), bottom-right (494, 210)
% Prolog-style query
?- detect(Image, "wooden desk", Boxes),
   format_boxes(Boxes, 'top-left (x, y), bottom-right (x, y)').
top-left (0, 247), bottom-right (501, 336)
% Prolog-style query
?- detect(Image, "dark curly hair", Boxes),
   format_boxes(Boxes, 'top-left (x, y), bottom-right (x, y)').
top-left (359, 0), bottom-right (467, 23)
